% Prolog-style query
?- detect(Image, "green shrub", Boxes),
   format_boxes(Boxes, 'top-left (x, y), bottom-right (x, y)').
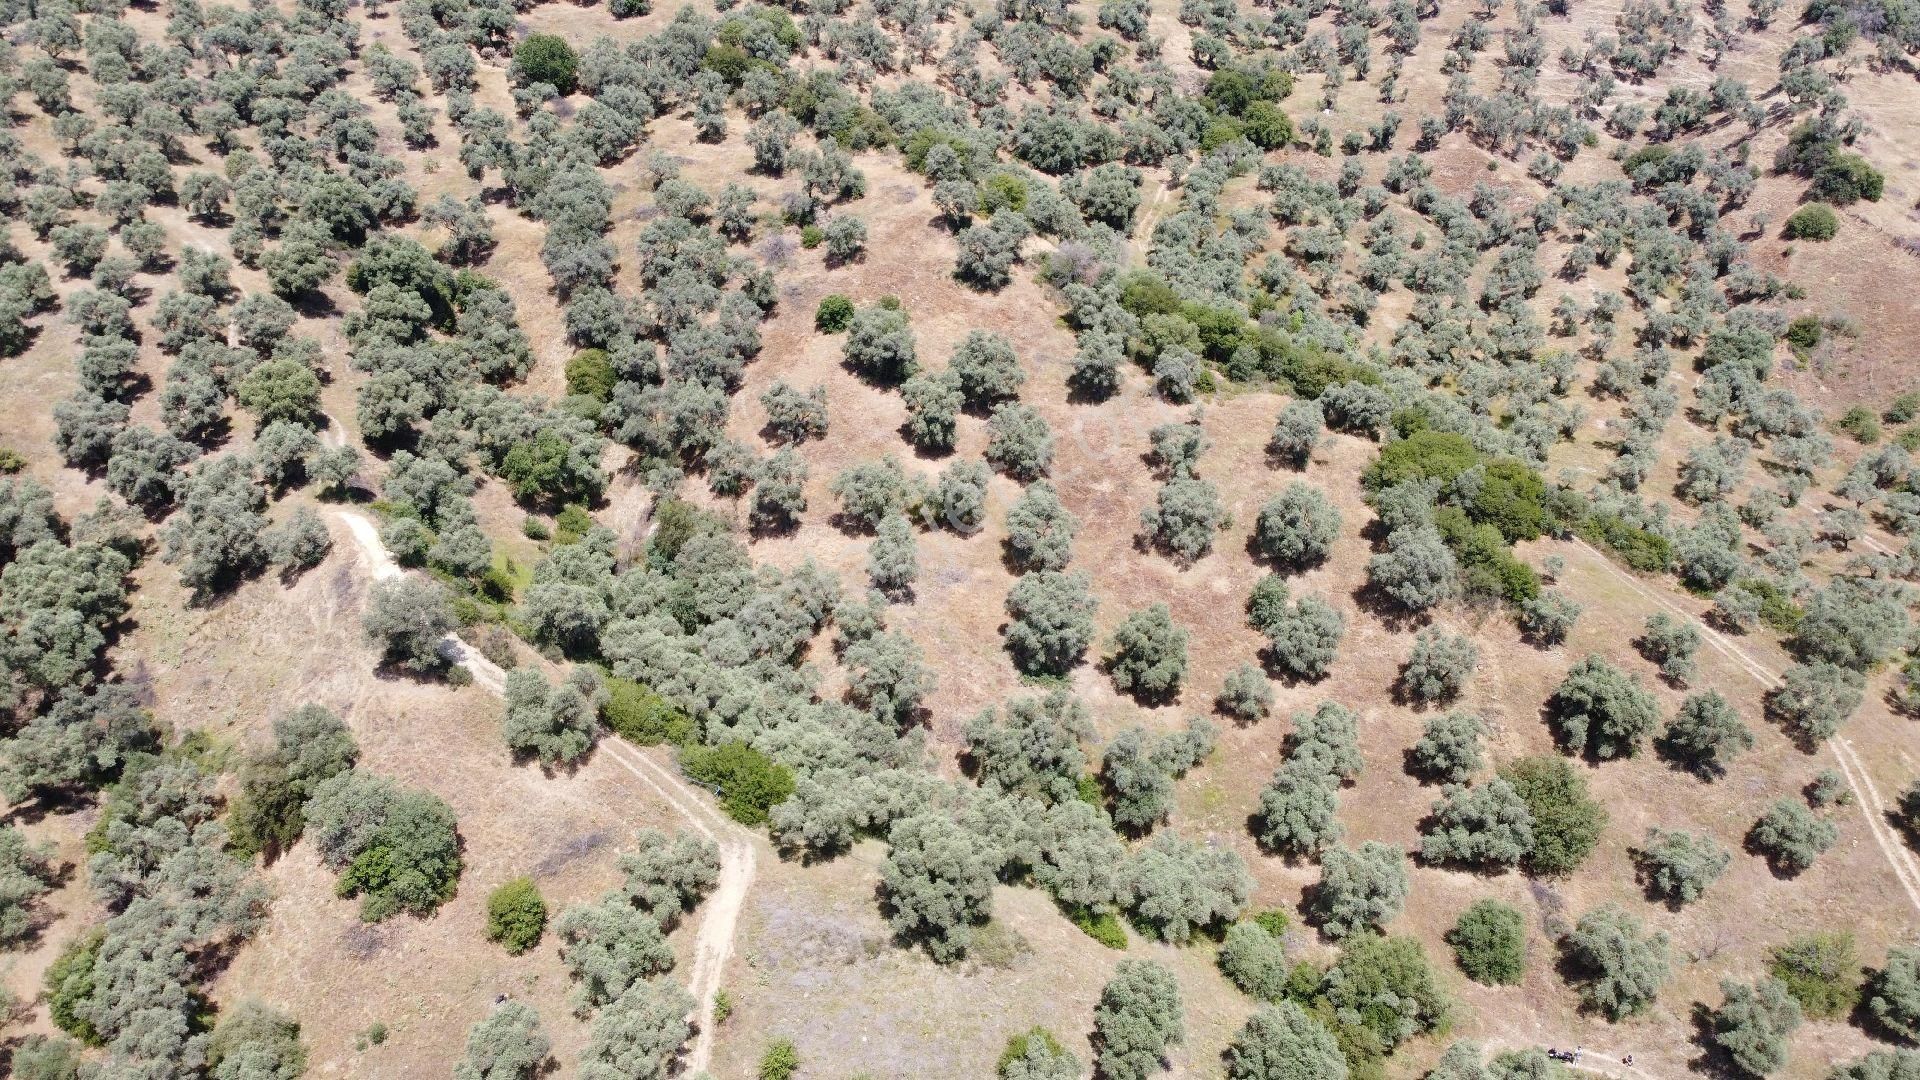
top-left (815, 294), bottom-right (854, 332)
top-left (553, 504), bottom-right (594, 544)
top-left (998, 1028), bottom-right (1070, 1077)
top-left (799, 224), bottom-right (824, 248)
top-left (1447, 899), bottom-right (1526, 985)
top-left (1499, 755), bottom-right (1607, 876)
top-left (45, 929), bottom-right (103, 1045)
top-left (521, 516), bottom-right (551, 541)
top-left (1810, 152), bottom-right (1884, 204)
top-left (1770, 931), bottom-right (1861, 1019)
top-left (1747, 579), bottom-right (1805, 633)
top-left (1363, 430), bottom-right (1480, 491)
top-left (759, 1038), bottom-right (800, 1080)
top-left (602, 676), bottom-right (694, 745)
top-left (1786, 315), bottom-right (1824, 354)
top-left (1886, 392), bottom-right (1920, 424)
top-left (1836, 405), bottom-right (1881, 445)
top-left (512, 34), bottom-right (579, 94)
top-left (485, 877), bottom-right (548, 955)
top-left (565, 350), bottom-right (615, 402)
top-left (1577, 513), bottom-right (1672, 573)
top-left (1251, 908), bottom-right (1290, 937)
top-left (680, 741), bottom-right (795, 825)
top-left (1783, 203), bottom-right (1839, 240)
top-left (1067, 905), bottom-right (1129, 949)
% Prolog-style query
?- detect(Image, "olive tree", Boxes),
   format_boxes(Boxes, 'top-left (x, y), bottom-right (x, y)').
top-left (902, 370), bottom-right (963, 452)
top-left (949, 330), bottom-right (1026, 408)
top-left (453, 1002), bottom-right (550, 1080)
top-left (882, 811), bottom-right (996, 962)
top-left (1005, 481), bottom-right (1078, 571)
top-left (1119, 831), bottom-right (1252, 943)
top-left (1106, 604), bottom-right (1189, 701)
top-left (1635, 828), bottom-right (1730, 907)
top-left (1638, 613), bottom-right (1701, 685)
top-left (1419, 780), bottom-right (1534, 870)
top-left (1094, 959), bottom-right (1184, 1080)
top-left (1269, 400), bottom-right (1324, 468)
top-left (843, 304), bottom-right (917, 384)
top-left (1225, 1002), bottom-right (1348, 1080)
top-left (1562, 905), bottom-right (1671, 1020)
top-left (1310, 842), bottom-right (1409, 938)
top-left (1659, 690), bottom-right (1753, 778)
top-left (985, 403), bottom-right (1055, 481)
top-left (1748, 799), bottom-right (1836, 875)
top-left (1767, 662), bottom-right (1865, 748)
top-left (1141, 478), bottom-right (1225, 562)
top-left (1005, 570), bottom-right (1097, 676)
top-left (1253, 483), bottom-right (1340, 569)
top-left (1254, 759), bottom-right (1343, 857)
top-left (1247, 576), bottom-right (1345, 681)
top-left (362, 576), bottom-right (455, 673)
top-left (1401, 630), bottom-right (1478, 704)
top-left (1217, 664), bottom-right (1274, 723)
top-left (1709, 978), bottom-right (1802, 1078)
top-left (1547, 656), bottom-right (1662, 759)
top-left (580, 979), bottom-right (694, 1080)
top-left (1367, 525), bottom-right (1459, 611)
top-left (501, 668), bottom-right (604, 766)
top-left (1869, 947), bottom-right (1920, 1042)
top-left (1409, 712), bottom-right (1485, 783)
top-left (867, 513), bottom-right (919, 597)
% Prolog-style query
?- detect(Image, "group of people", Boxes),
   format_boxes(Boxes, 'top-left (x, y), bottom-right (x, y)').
top-left (1543, 1047), bottom-right (1635, 1068)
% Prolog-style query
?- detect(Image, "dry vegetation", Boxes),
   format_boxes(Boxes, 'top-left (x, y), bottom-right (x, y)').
top-left (4, 0), bottom-right (1920, 1076)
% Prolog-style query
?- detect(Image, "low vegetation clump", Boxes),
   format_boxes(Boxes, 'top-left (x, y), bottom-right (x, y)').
top-left (486, 877), bottom-right (548, 955)
top-left (1783, 203), bottom-right (1839, 240)
top-left (305, 770), bottom-right (463, 922)
top-left (4, 0), bottom-right (1915, 1070)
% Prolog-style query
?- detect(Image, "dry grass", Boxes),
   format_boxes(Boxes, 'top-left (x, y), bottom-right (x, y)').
top-left (4, 0), bottom-right (1920, 1076)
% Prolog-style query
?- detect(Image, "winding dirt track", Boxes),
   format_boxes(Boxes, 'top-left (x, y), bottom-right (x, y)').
top-left (331, 509), bottom-right (754, 1073)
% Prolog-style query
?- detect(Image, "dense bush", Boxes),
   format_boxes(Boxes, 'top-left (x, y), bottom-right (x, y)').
top-left (487, 877), bottom-right (548, 955)
top-left (512, 34), bottom-right (579, 94)
top-left (1446, 899), bottom-right (1526, 985)
top-left (1499, 756), bottom-right (1607, 877)
top-left (1770, 931), bottom-right (1861, 1019)
top-left (679, 742), bottom-right (794, 825)
top-left (1783, 203), bottom-right (1839, 240)
top-left (305, 769), bottom-right (463, 921)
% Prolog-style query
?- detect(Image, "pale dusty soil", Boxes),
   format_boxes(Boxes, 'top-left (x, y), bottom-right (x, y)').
top-left (5, 0), bottom-right (1920, 1076)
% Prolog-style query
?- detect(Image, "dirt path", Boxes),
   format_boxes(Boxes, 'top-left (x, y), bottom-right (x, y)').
top-left (1128, 178), bottom-right (1173, 265)
top-left (1484, 1037), bottom-right (1660, 1080)
top-left (1568, 538), bottom-right (1920, 915)
top-left (330, 508), bottom-right (754, 1072)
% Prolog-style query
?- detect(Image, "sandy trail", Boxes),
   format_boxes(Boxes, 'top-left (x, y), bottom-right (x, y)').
top-left (331, 508), bottom-right (754, 1072)
top-left (1569, 538), bottom-right (1920, 915)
